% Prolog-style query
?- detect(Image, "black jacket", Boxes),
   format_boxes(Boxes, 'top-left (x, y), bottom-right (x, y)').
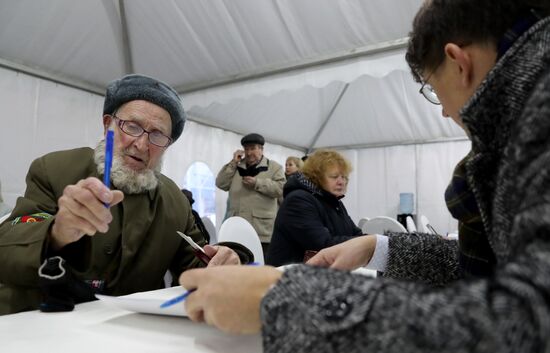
top-left (266, 173), bottom-right (361, 266)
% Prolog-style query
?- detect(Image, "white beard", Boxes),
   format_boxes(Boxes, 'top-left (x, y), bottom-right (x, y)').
top-left (94, 140), bottom-right (160, 194)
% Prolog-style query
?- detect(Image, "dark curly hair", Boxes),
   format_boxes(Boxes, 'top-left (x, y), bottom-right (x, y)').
top-left (406, 0), bottom-right (550, 82)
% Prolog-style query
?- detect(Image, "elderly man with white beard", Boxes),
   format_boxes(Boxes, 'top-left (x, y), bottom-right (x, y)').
top-left (0, 74), bottom-right (251, 315)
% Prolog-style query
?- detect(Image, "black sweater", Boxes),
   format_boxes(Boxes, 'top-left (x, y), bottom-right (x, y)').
top-left (266, 173), bottom-right (361, 266)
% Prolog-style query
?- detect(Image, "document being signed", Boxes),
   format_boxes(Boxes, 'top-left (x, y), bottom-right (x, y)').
top-left (96, 286), bottom-right (188, 317)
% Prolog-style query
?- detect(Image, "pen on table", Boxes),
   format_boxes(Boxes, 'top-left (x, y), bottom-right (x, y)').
top-left (103, 121), bottom-right (115, 207)
top-left (160, 262), bottom-right (261, 309)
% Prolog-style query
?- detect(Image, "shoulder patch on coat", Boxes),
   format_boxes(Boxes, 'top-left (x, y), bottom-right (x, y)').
top-left (11, 212), bottom-right (52, 225)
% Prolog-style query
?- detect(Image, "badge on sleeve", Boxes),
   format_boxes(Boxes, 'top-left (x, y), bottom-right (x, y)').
top-left (11, 212), bottom-right (52, 225)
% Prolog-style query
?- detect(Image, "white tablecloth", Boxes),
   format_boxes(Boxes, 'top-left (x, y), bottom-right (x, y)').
top-left (0, 300), bottom-right (262, 353)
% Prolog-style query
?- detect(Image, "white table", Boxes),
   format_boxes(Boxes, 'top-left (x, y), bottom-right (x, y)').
top-left (0, 300), bottom-right (262, 353)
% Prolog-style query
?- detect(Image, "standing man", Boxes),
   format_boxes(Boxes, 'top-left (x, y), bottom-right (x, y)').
top-left (216, 133), bottom-right (285, 257)
top-left (0, 74), bottom-right (247, 315)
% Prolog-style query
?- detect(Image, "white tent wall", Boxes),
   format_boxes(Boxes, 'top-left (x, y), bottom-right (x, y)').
top-left (0, 69), bottom-right (302, 227)
top-left (341, 140), bottom-right (471, 235)
top-left (162, 120), bottom-right (303, 230)
top-left (1, 66), bottom-right (470, 235)
top-left (0, 67), bottom-right (104, 207)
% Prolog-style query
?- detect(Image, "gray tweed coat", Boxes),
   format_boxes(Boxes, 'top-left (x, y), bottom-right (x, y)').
top-left (260, 17), bottom-right (550, 353)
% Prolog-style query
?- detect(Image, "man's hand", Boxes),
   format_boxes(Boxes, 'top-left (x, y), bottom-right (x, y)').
top-left (232, 149), bottom-right (244, 163)
top-left (242, 176), bottom-right (256, 187)
top-left (204, 245), bottom-right (241, 266)
top-left (306, 235), bottom-right (377, 270)
top-left (180, 266), bottom-right (282, 334)
top-left (50, 177), bottom-right (124, 250)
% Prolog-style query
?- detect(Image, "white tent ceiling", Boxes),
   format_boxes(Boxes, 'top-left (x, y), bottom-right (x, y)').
top-left (0, 0), bottom-right (466, 151)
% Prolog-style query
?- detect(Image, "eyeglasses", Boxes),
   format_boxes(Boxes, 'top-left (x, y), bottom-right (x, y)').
top-left (418, 68), bottom-right (441, 105)
top-left (111, 115), bottom-right (172, 147)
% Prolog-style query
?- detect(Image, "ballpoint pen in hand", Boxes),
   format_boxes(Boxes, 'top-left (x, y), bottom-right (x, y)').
top-left (103, 121), bottom-right (115, 207)
top-left (159, 288), bottom-right (196, 308)
top-left (159, 261), bottom-right (261, 309)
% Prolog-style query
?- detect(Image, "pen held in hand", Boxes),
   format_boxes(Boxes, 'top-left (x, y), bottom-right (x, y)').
top-left (159, 262), bottom-right (260, 309)
top-left (103, 126), bottom-right (115, 208)
top-left (159, 288), bottom-right (196, 308)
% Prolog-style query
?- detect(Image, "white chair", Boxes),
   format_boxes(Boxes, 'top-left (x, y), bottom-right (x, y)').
top-left (405, 216), bottom-right (417, 232)
top-left (362, 216), bottom-right (407, 235)
top-left (419, 215), bottom-right (436, 235)
top-left (357, 217), bottom-right (370, 230)
top-left (201, 216), bottom-right (217, 244)
top-left (218, 216), bottom-right (264, 265)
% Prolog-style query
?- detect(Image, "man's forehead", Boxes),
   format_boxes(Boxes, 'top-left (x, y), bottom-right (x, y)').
top-left (118, 100), bottom-right (172, 129)
top-left (243, 144), bottom-right (262, 149)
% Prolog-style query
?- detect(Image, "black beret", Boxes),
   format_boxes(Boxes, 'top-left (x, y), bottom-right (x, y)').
top-left (241, 133), bottom-right (265, 146)
top-left (103, 74), bottom-right (186, 142)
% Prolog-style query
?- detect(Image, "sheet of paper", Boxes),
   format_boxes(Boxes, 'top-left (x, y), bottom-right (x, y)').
top-left (96, 286), bottom-right (188, 317)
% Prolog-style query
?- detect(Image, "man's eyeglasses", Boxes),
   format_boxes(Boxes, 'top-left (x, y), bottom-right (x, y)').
top-left (418, 68), bottom-right (441, 105)
top-left (111, 115), bottom-right (172, 147)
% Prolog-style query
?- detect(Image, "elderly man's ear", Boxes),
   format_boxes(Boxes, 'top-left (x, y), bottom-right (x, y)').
top-left (103, 115), bottom-right (114, 135)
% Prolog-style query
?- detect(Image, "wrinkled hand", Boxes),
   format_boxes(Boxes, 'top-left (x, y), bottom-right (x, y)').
top-left (232, 149), bottom-right (244, 163)
top-left (242, 176), bottom-right (256, 187)
top-left (306, 235), bottom-right (377, 270)
top-left (204, 245), bottom-right (241, 266)
top-left (50, 177), bottom-right (124, 250)
top-left (180, 266), bottom-right (282, 334)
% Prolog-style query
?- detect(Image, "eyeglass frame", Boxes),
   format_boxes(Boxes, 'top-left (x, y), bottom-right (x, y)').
top-left (418, 67), bottom-right (441, 105)
top-left (109, 114), bottom-right (173, 147)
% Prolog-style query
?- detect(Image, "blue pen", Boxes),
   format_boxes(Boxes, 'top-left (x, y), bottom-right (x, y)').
top-left (159, 289), bottom-right (196, 308)
top-left (103, 123), bottom-right (115, 207)
top-left (160, 262), bottom-right (261, 309)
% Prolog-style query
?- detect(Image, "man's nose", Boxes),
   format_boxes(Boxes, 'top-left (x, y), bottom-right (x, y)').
top-left (134, 133), bottom-right (150, 150)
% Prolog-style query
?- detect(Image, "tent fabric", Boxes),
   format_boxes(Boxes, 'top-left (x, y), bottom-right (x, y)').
top-left (0, 0), bottom-right (422, 90)
top-left (0, 0), bottom-right (468, 233)
top-left (0, 0), bottom-right (458, 151)
top-left (187, 70), bottom-right (466, 151)
top-left (0, 68), bottom-right (464, 233)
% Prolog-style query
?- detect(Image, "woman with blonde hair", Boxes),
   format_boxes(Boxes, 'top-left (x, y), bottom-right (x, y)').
top-left (284, 156), bottom-right (304, 178)
top-left (267, 149), bottom-right (361, 266)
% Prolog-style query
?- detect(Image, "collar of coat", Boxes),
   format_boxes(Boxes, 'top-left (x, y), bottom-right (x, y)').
top-left (461, 17), bottom-right (550, 154)
top-left (286, 172), bottom-right (345, 204)
top-left (237, 155), bottom-right (267, 169)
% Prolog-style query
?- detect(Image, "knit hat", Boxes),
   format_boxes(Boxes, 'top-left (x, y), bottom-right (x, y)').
top-left (241, 133), bottom-right (265, 146)
top-left (103, 74), bottom-right (186, 142)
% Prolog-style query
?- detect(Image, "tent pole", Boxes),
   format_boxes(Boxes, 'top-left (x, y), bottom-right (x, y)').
top-left (306, 83), bottom-right (350, 154)
top-left (119, 0), bottom-right (135, 74)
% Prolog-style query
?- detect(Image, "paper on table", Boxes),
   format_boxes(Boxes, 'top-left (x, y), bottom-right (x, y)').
top-left (96, 286), bottom-right (188, 317)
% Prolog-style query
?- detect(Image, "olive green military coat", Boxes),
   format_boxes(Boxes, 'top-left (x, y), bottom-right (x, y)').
top-left (0, 147), bottom-right (204, 315)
